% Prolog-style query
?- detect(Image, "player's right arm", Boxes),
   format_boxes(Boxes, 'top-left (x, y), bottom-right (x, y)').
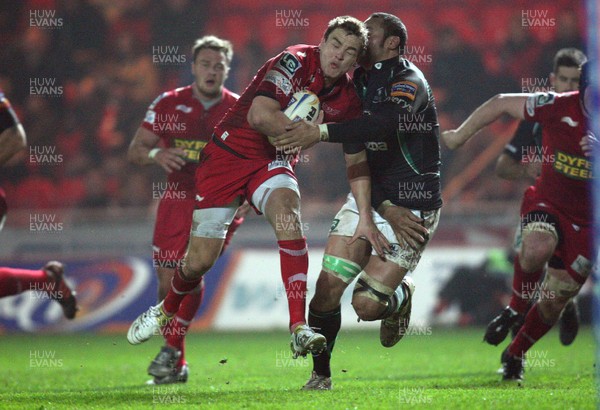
top-left (128, 127), bottom-right (186, 173)
top-left (0, 93), bottom-right (26, 166)
top-left (247, 48), bottom-right (314, 138)
top-left (247, 95), bottom-right (296, 137)
top-left (442, 93), bottom-right (529, 150)
top-left (129, 92), bottom-right (187, 173)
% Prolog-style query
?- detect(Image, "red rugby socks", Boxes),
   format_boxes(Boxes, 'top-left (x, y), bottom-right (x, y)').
top-left (278, 238), bottom-right (309, 331)
top-left (0, 266), bottom-right (48, 297)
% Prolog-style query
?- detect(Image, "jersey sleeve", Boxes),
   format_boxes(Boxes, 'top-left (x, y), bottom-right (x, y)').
top-left (140, 92), bottom-right (169, 138)
top-left (0, 92), bottom-right (20, 133)
top-left (524, 92), bottom-right (558, 124)
top-left (326, 71), bottom-right (429, 144)
top-left (388, 71), bottom-right (428, 115)
top-left (255, 48), bottom-right (310, 109)
top-left (503, 120), bottom-right (537, 162)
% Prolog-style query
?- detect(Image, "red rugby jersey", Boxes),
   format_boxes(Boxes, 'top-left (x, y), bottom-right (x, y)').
top-left (213, 44), bottom-right (362, 159)
top-left (141, 85), bottom-right (238, 192)
top-left (523, 91), bottom-right (592, 225)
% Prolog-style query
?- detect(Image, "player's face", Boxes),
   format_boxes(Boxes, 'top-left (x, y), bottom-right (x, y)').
top-left (363, 17), bottom-right (386, 65)
top-left (550, 66), bottom-right (580, 93)
top-left (319, 28), bottom-right (361, 83)
top-left (192, 48), bottom-right (229, 99)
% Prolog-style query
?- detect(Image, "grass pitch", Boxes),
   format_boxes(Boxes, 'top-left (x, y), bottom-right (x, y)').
top-left (0, 327), bottom-right (595, 409)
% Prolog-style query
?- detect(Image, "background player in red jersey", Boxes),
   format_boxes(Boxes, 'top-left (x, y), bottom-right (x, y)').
top-left (127, 16), bottom-right (369, 359)
top-left (0, 91), bottom-right (77, 319)
top-left (128, 36), bottom-right (248, 384)
top-left (491, 48), bottom-right (586, 352)
top-left (442, 61), bottom-right (595, 382)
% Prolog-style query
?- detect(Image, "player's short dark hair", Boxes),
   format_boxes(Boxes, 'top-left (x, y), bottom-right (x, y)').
top-left (192, 35), bottom-right (233, 64)
top-left (553, 48), bottom-right (586, 73)
top-left (323, 16), bottom-right (368, 56)
top-left (369, 12), bottom-right (408, 55)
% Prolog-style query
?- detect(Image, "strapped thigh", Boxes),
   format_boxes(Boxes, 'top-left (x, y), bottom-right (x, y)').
top-left (353, 271), bottom-right (394, 306)
top-left (322, 254), bottom-right (362, 284)
top-left (541, 271), bottom-right (582, 299)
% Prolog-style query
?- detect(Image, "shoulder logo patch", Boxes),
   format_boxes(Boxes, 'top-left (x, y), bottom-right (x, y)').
top-left (391, 81), bottom-right (418, 100)
top-left (276, 52), bottom-right (302, 77)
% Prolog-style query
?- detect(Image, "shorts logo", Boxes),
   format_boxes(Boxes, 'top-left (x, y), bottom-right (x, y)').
top-left (276, 53), bottom-right (302, 77)
top-left (267, 160), bottom-right (292, 171)
top-left (329, 219), bottom-right (340, 233)
top-left (384, 243), bottom-right (400, 258)
top-left (391, 81), bottom-right (418, 100)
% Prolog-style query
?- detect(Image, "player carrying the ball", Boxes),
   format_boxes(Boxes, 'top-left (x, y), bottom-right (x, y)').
top-left (442, 61), bottom-right (595, 382)
top-left (273, 12), bottom-right (442, 390)
top-left (128, 16), bottom-right (370, 359)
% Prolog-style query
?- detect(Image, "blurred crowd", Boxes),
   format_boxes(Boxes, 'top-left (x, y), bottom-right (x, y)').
top-left (0, 0), bottom-right (586, 210)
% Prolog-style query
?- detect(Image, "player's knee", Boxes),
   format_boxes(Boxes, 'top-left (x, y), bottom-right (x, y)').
top-left (537, 298), bottom-right (567, 323)
top-left (519, 231), bottom-right (556, 272)
top-left (352, 297), bottom-right (382, 321)
top-left (351, 271), bottom-right (394, 321)
top-left (520, 239), bottom-right (555, 271)
top-left (184, 253), bottom-right (214, 278)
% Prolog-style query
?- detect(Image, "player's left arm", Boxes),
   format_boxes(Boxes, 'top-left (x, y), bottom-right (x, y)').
top-left (442, 94), bottom-right (529, 150)
top-left (344, 148), bottom-right (390, 257)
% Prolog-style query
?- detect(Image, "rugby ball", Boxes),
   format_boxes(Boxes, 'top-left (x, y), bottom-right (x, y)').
top-left (268, 90), bottom-right (320, 145)
top-left (283, 90), bottom-right (320, 123)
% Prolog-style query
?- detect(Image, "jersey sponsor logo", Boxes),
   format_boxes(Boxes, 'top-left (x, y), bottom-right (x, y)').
top-left (560, 116), bottom-right (579, 127)
top-left (276, 52), bottom-right (302, 78)
top-left (175, 104), bottom-right (193, 113)
top-left (264, 70), bottom-right (293, 95)
top-left (365, 141), bottom-right (388, 151)
top-left (553, 150), bottom-right (593, 180)
top-left (173, 138), bottom-right (208, 162)
top-left (220, 131), bottom-right (229, 140)
top-left (391, 81), bottom-right (418, 100)
top-left (391, 97), bottom-right (413, 112)
top-left (267, 160), bottom-right (292, 171)
top-left (144, 109), bottom-right (156, 124)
